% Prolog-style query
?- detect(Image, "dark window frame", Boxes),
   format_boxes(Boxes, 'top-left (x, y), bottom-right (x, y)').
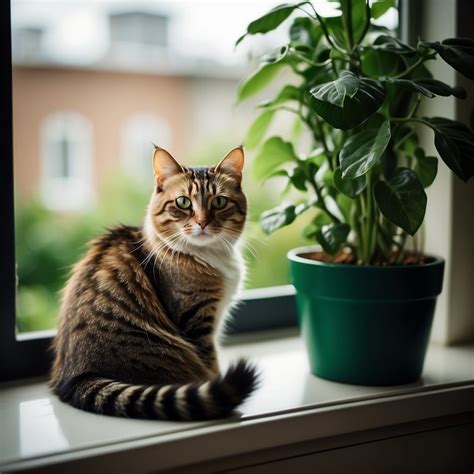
top-left (0, 0), bottom-right (297, 382)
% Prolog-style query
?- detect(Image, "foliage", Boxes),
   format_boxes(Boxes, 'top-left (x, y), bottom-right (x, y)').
top-left (237, 0), bottom-right (474, 264)
top-left (14, 174), bottom-right (151, 332)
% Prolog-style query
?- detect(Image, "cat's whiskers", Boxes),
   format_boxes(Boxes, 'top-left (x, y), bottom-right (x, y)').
top-left (158, 232), bottom-right (183, 278)
top-left (223, 228), bottom-right (259, 260)
top-left (241, 241), bottom-right (259, 260)
top-left (141, 229), bottom-right (181, 271)
top-left (139, 242), bottom-right (159, 269)
top-left (155, 232), bottom-right (184, 274)
top-left (169, 235), bottom-right (187, 280)
top-left (217, 235), bottom-right (234, 255)
top-left (130, 235), bottom-right (149, 255)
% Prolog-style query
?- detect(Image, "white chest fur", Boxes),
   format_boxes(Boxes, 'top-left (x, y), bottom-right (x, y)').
top-left (194, 244), bottom-right (245, 337)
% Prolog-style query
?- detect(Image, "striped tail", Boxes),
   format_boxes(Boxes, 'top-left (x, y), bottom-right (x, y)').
top-left (53, 359), bottom-right (258, 420)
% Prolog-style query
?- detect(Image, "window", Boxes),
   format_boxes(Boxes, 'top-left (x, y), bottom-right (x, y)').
top-left (109, 11), bottom-right (169, 48)
top-left (121, 113), bottom-right (172, 182)
top-left (11, 26), bottom-right (44, 62)
top-left (2, 0), bottom-right (411, 382)
top-left (40, 111), bottom-right (94, 211)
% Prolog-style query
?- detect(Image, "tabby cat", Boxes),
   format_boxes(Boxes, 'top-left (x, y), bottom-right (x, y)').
top-left (50, 146), bottom-right (258, 420)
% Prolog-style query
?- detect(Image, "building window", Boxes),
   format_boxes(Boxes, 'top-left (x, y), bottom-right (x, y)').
top-left (109, 11), bottom-right (169, 48)
top-left (40, 111), bottom-right (94, 211)
top-left (121, 113), bottom-right (172, 182)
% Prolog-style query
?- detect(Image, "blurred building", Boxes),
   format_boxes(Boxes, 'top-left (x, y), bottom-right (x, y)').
top-left (12, 9), bottom-right (250, 212)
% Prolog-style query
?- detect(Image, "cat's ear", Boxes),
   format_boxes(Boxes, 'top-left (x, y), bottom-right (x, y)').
top-left (152, 147), bottom-right (184, 186)
top-left (215, 146), bottom-right (244, 183)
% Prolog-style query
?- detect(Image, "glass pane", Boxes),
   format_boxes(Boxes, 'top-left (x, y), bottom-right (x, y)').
top-left (57, 136), bottom-right (70, 178)
top-left (12, 1), bottom-right (398, 333)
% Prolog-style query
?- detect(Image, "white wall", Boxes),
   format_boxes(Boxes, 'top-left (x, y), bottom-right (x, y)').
top-left (419, 0), bottom-right (474, 344)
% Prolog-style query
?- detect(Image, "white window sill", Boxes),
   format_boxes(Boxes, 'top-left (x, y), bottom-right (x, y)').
top-left (1, 329), bottom-right (473, 473)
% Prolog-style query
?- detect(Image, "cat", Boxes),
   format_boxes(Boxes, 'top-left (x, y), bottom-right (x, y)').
top-left (49, 146), bottom-right (258, 420)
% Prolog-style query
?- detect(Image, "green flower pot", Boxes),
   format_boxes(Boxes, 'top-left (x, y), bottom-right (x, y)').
top-left (288, 246), bottom-right (445, 386)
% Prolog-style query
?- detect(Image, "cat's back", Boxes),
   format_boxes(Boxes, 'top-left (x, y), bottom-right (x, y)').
top-left (51, 225), bottom-right (173, 384)
top-left (62, 224), bottom-right (176, 324)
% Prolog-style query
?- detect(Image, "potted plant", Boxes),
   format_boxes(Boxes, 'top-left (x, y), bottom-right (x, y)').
top-left (236, 0), bottom-right (474, 385)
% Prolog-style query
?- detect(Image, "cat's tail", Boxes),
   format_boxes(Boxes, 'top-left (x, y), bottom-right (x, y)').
top-left (53, 359), bottom-right (259, 420)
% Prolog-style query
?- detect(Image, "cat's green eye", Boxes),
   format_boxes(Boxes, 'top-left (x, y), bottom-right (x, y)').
top-left (176, 196), bottom-right (192, 210)
top-left (212, 196), bottom-right (228, 210)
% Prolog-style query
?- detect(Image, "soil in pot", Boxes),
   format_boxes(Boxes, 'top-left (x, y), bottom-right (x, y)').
top-left (300, 249), bottom-right (428, 266)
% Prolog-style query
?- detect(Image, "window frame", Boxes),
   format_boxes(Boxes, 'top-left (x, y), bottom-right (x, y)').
top-left (0, 0), bottom-right (54, 378)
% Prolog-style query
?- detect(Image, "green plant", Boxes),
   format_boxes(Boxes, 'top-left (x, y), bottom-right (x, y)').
top-left (237, 0), bottom-right (474, 264)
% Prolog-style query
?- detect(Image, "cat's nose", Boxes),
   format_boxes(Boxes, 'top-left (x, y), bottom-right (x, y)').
top-left (197, 218), bottom-right (208, 229)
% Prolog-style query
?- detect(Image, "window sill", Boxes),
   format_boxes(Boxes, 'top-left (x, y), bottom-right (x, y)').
top-left (1, 329), bottom-right (473, 473)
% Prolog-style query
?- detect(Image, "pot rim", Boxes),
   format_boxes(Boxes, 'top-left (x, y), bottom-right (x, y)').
top-left (287, 245), bottom-right (445, 270)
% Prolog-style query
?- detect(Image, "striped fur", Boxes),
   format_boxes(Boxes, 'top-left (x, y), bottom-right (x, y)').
top-left (54, 360), bottom-right (257, 420)
top-left (50, 147), bottom-right (258, 420)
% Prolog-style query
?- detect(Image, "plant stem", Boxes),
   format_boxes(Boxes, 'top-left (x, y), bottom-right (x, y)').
top-left (276, 105), bottom-right (305, 119)
top-left (354, 196), bottom-right (365, 262)
top-left (366, 170), bottom-right (378, 258)
top-left (390, 116), bottom-right (436, 131)
top-left (393, 57), bottom-right (425, 79)
top-left (305, 2), bottom-right (349, 56)
top-left (291, 51), bottom-right (331, 68)
top-left (392, 126), bottom-right (414, 151)
top-left (341, 0), bottom-right (354, 52)
top-left (395, 232), bottom-right (408, 263)
top-left (314, 118), bottom-right (333, 169)
top-left (308, 175), bottom-right (341, 224)
top-left (407, 95), bottom-right (421, 118)
top-left (357, 2), bottom-right (371, 45)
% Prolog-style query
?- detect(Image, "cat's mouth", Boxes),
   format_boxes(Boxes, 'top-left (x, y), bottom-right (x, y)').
top-left (187, 226), bottom-right (216, 244)
top-left (194, 231), bottom-right (212, 239)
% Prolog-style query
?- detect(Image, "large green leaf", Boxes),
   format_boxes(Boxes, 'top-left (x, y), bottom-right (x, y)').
top-left (290, 16), bottom-right (322, 47)
top-left (289, 166), bottom-right (308, 191)
top-left (333, 167), bottom-right (367, 197)
top-left (413, 148), bottom-right (438, 188)
top-left (260, 198), bottom-right (312, 235)
top-left (236, 3), bottom-right (305, 46)
top-left (416, 79), bottom-right (466, 98)
top-left (420, 38), bottom-right (474, 80)
top-left (373, 35), bottom-right (417, 56)
top-left (426, 117), bottom-right (474, 182)
top-left (260, 201), bottom-right (296, 235)
top-left (307, 77), bottom-right (385, 130)
top-left (253, 136), bottom-right (297, 180)
top-left (309, 70), bottom-right (359, 107)
top-left (302, 62), bottom-right (335, 87)
top-left (349, 0), bottom-right (371, 44)
top-left (323, 1), bottom-right (369, 49)
top-left (238, 62), bottom-right (285, 101)
top-left (259, 85), bottom-right (301, 108)
top-left (361, 48), bottom-right (403, 77)
top-left (246, 110), bottom-right (275, 149)
top-left (371, 0), bottom-right (395, 19)
top-left (324, 16), bottom-right (347, 50)
top-left (374, 168), bottom-right (427, 235)
top-left (383, 77), bottom-right (466, 99)
top-left (339, 120), bottom-right (391, 178)
top-left (315, 223), bottom-right (351, 255)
